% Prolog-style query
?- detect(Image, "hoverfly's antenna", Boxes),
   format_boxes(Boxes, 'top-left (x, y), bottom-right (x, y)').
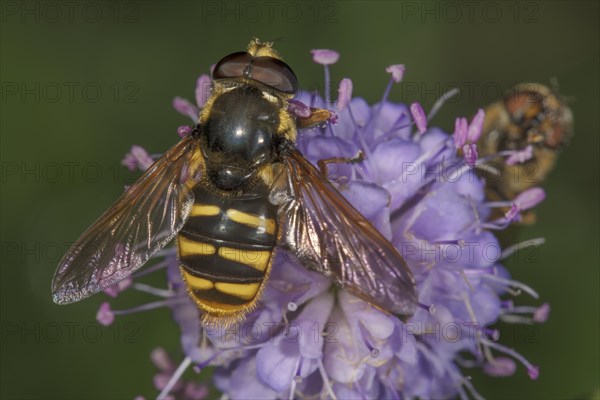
top-left (550, 77), bottom-right (575, 104)
top-left (247, 30), bottom-right (285, 46)
top-left (549, 77), bottom-right (561, 93)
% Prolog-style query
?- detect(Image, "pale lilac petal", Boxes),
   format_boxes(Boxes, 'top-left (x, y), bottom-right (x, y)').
top-left (340, 181), bottom-right (392, 239)
top-left (153, 372), bottom-right (172, 391)
top-left (256, 339), bottom-right (299, 392)
top-left (122, 145), bottom-right (153, 172)
top-left (227, 358), bottom-right (278, 400)
top-left (504, 203), bottom-right (521, 222)
top-left (310, 49), bottom-right (340, 65)
top-left (323, 308), bottom-right (367, 383)
top-left (463, 143), bottom-right (478, 167)
top-left (336, 78), bottom-right (353, 111)
top-left (151, 347), bottom-right (174, 371)
top-left (467, 108), bottom-right (485, 142)
top-left (369, 138), bottom-right (421, 184)
top-left (514, 187), bottom-right (546, 210)
top-left (483, 357), bottom-right (517, 377)
top-left (96, 302), bottom-right (114, 326)
top-left (103, 276), bottom-right (132, 297)
top-left (506, 145), bottom-right (534, 166)
top-left (396, 329), bottom-right (417, 364)
top-left (410, 102), bottom-right (427, 134)
top-left (182, 382), bottom-right (209, 400)
top-left (173, 97), bottom-right (199, 121)
top-left (177, 125), bottom-right (193, 138)
top-left (298, 292), bottom-right (335, 359)
top-left (370, 101), bottom-right (411, 141)
top-left (132, 146), bottom-right (154, 170)
top-left (533, 303), bottom-right (550, 323)
top-left (121, 152), bottom-right (137, 172)
top-left (194, 74), bottom-right (212, 107)
top-left (103, 285), bottom-right (120, 298)
top-left (385, 64), bottom-right (406, 83)
top-left (453, 117), bottom-right (468, 148)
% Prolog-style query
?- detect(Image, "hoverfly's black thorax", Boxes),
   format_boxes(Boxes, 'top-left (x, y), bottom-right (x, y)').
top-left (202, 86), bottom-right (280, 191)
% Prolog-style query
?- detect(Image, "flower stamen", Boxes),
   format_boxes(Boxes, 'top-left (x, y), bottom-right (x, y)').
top-left (481, 274), bottom-right (539, 299)
top-left (156, 356), bottom-right (192, 400)
top-left (481, 339), bottom-right (540, 380)
top-left (500, 238), bottom-right (546, 260)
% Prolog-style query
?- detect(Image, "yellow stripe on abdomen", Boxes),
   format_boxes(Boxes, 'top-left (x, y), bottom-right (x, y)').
top-left (179, 235), bottom-right (216, 257)
top-left (189, 204), bottom-right (221, 217)
top-left (215, 282), bottom-right (261, 300)
top-left (218, 247), bottom-right (271, 272)
top-left (226, 209), bottom-right (276, 235)
top-left (182, 270), bottom-right (214, 290)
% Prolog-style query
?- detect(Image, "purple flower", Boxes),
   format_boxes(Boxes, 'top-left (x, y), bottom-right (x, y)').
top-left (99, 47), bottom-right (551, 399)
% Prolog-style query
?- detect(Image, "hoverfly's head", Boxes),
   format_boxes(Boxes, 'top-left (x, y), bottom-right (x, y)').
top-left (198, 40), bottom-right (298, 192)
top-left (504, 83), bottom-right (573, 151)
top-left (211, 39), bottom-right (298, 97)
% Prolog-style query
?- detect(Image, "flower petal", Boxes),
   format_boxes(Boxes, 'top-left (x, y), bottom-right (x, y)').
top-left (505, 145), bottom-right (533, 166)
top-left (484, 357), bottom-right (517, 377)
top-left (467, 108), bottom-right (485, 143)
top-left (173, 97), bottom-right (199, 121)
top-left (410, 102), bottom-right (427, 134)
top-left (336, 78), bottom-right (353, 112)
top-left (96, 302), bottom-right (114, 326)
top-left (194, 74), bottom-right (212, 108)
top-left (514, 187), bottom-right (546, 210)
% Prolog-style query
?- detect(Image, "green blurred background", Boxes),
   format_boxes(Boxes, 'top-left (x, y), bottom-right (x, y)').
top-left (1, 1), bottom-right (598, 399)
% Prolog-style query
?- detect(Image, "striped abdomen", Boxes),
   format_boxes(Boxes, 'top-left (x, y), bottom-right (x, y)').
top-left (178, 183), bottom-right (279, 323)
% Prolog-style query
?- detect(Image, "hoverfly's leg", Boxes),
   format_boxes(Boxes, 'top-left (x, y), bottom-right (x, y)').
top-left (317, 150), bottom-right (365, 176)
top-left (294, 107), bottom-right (333, 129)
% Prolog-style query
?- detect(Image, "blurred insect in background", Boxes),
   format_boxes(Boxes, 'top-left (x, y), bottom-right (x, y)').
top-left (52, 39), bottom-right (417, 326)
top-left (477, 82), bottom-right (573, 223)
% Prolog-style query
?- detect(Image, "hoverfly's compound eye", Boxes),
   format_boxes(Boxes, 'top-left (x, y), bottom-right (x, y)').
top-left (250, 57), bottom-right (298, 94)
top-left (212, 52), bottom-right (253, 81)
top-left (213, 52), bottom-right (298, 95)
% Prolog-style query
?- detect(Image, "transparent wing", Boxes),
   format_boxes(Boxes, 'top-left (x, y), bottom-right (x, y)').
top-left (276, 150), bottom-right (417, 317)
top-left (52, 136), bottom-right (199, 304)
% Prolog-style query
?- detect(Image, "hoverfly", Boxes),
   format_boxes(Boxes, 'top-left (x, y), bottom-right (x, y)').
top-left (52, 39), bottom-right (417, 325)
top-left (478, 83), bottom-right (573, 207)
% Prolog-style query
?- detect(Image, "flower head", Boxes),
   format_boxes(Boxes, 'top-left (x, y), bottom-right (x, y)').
top-left (101, 47), bottom-right (550, 399)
